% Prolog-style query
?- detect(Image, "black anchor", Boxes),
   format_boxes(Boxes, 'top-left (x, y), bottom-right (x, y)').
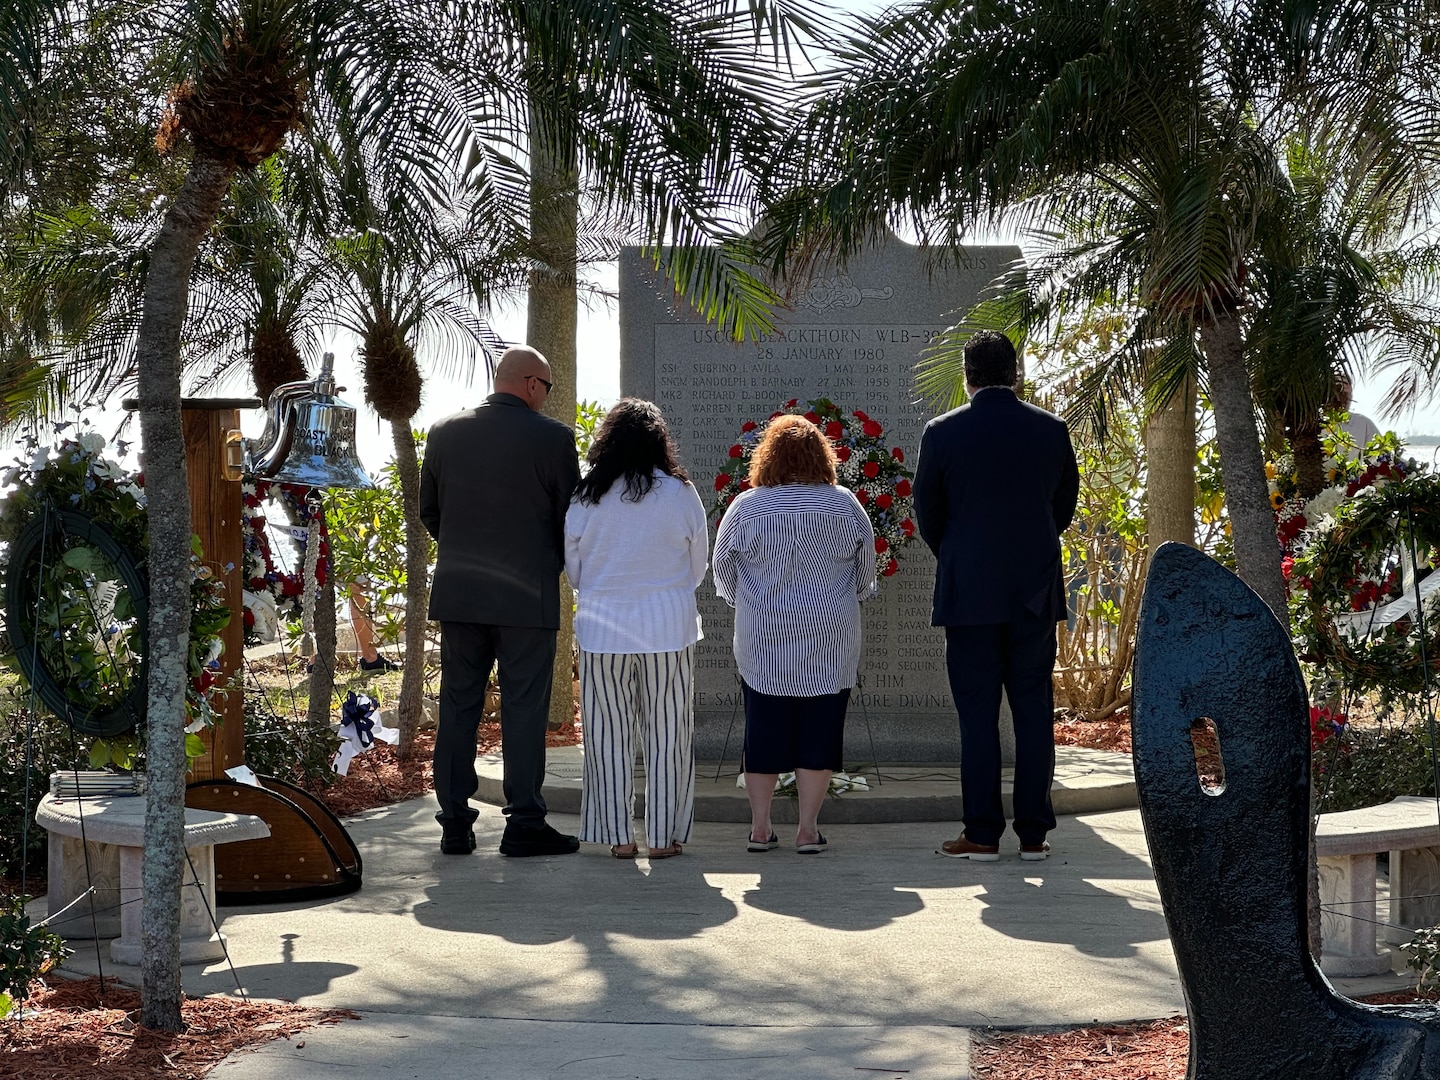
top-left (1133, 542), bottom-right (1440, 1078)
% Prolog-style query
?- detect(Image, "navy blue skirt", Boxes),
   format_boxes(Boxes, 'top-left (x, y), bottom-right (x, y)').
top-left (741, 682), bottom-right (851, 773)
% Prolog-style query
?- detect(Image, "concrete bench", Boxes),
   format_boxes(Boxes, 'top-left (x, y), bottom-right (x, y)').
top-left (1315, 795), bottom-right (1440, 976)
top-left (36, 793), bottom-right (270, 965)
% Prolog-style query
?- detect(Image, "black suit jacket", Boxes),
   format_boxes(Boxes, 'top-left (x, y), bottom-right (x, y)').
top-left (912, 387), bottom-right (1079, 626)
top-left (419, 393), bottom-right (581, 628)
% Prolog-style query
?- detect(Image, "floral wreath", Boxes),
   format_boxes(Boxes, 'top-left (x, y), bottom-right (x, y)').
top-left (1290, 470), bottom-right (1440, 701)
top-left (711, 397), bottom-right (917, 580)
top-left (0, 425), bottom-right (229, 760)
top-left (239, 478), bottom-right (330, 644)
top-left (1270, 441), bottom-right (1411, 561)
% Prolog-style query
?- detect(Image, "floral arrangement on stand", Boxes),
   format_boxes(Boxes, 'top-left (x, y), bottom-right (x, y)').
top-left (239, 478), bottom-right (330, 645)
top-left (1289, 468), bottom-right (1439, 707)
top-left (1268, 434), bottom-right (1413, 563)
top-left (711, 397), bottom-right (917, 580)
top-left (0, 425), bottom-right (229, 768)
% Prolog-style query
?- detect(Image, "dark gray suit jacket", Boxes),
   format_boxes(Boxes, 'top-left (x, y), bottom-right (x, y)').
top-left (912, 387), bottom-right (1079, 626)
top-left (420, 393), bottom-right (580, 629)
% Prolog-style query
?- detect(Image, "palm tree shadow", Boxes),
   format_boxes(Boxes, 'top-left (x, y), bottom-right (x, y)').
top-left (412, 858), bottom-right (741, 945)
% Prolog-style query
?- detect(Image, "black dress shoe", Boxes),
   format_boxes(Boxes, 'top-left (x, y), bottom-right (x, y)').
top-left (499, 822), bottom-right (579, 857)
top-left (440, 828), bottom-right (477, 855)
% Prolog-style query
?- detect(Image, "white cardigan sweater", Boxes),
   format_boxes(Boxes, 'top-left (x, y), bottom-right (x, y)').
top-left (564, 472), bottom-right (709, 654)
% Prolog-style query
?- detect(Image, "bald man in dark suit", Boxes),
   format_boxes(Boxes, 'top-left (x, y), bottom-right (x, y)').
top-left (420, 345), bottom-right (581, 856)
top-left (913, 331), bottom-right (1079, 862)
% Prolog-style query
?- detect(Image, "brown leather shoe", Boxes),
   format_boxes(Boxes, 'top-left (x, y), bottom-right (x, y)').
top-left (939, 835), bottom-right (1000, 861)
top-left (1020, 841), bottom-right (1051, 861)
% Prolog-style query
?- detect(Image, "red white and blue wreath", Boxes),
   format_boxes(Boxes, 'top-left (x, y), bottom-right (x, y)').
top-left (240, 479), bottom-right (330, 645)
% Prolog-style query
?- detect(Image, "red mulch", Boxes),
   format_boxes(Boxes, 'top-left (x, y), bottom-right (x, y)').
top-left (303, 717), bottom-right (582, 818)
top-left (973, 990), bottom-right (1438, 1077)
top-left (1054, 711), bottom-right (1133, 755)
top-left (0, 975), bottom-right (356, 1079)
top-left (974, 1019), bottom-right (1190, 1079)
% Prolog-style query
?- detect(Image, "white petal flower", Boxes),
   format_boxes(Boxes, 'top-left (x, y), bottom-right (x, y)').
top-left (77, 431), bottom-right (105, 455)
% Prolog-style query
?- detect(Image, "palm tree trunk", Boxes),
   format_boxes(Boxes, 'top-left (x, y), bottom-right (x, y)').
top-left (1197, 313), bottom-right (1289, 629)
top-left (135, 153), bottom-right (236, 1033)
top-left (1289, 418), bottom-right (1327, 500)
top-left (528, 126), bottom-right (579, 731)
top-left (1144, 374), bottom-right (1197, 560)
top-left (1201, 313), bottom-right (1320, 953)
top-left (307, 572), bottom-right (337, 730)
top-left (390, 420), bottom-right (429, 758)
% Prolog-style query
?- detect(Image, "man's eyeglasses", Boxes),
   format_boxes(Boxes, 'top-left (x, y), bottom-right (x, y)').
top-left (529, 375), bottom-right (553, 395)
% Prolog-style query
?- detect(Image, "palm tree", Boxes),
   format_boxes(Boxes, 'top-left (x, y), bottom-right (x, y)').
top-left (1, 0), bottom-right (533, 1030)
top-left (1248, 137), bottom-right (1440, 499)
top-left (761, 0), bottom-right (1440, 626)
top-left (441, 0), bottom-right (822, 725)
top-left (312, 128), bottom-right (522, 754)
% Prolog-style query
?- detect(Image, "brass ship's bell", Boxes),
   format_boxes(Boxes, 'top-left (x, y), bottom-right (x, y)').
top-left (245, 353), bottom-right (374, 490)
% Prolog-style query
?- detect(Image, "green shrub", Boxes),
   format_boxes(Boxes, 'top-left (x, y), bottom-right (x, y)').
top-left (1401, 925), bottom-right (1440, 993)
top-left (0, 894), bottom-right (68, 1017)
top-left (0, 699), bottom-right (83, 884)
top-left (1314, 722), bottom-right (1438, 815)
top-left (241, 693), bottom-right (341, 788)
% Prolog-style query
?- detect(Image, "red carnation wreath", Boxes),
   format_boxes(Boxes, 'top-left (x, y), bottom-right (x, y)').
top-left (712, 397), bottom-right (917, 579)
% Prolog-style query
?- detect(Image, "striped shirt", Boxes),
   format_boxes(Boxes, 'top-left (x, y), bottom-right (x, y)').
top-left (713, 483), bottom-right (877, 697)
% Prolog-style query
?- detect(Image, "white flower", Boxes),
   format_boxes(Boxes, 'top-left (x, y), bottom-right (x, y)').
top-left (1306, 487), bottom-right (1345, 520)
top-left (76, 431), bottom-right (105, 455)
top-left (29, 447), bottom-right (48, 471)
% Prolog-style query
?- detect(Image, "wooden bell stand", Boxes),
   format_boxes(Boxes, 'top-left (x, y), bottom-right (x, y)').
top-left (167, 398), bottom-right (361, 903)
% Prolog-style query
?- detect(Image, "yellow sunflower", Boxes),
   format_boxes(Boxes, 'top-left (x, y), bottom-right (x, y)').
top-left (1270, 490), bottom-right (1286, 510)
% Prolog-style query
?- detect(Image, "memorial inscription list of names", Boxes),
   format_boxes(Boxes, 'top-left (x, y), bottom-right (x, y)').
top-left (620, 246), bottom-right (1018, 761)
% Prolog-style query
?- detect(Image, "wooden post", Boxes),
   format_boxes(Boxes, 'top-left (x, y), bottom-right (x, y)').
top-left (181, 399), bottom-right (260, 780)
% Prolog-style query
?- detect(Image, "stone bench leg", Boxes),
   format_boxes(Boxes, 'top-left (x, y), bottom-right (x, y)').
top-left (1318, 853), bottom-right (1392, 976)
top-left (109, 845), bottom-right (228, 966)
top-left (1387, 845), bottom-right (1440, 947)
top-left (46, 831), bottom-right (123, 940)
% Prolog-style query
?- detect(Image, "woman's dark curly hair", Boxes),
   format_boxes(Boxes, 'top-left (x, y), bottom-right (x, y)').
top-left (573, 398), bottom-right (690, 505)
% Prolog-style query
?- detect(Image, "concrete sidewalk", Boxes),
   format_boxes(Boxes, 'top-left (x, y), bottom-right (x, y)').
top-left (51, 772), bottom-right (1411, 1079)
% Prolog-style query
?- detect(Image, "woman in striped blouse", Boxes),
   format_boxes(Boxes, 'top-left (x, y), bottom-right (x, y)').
top-left (714, 414), bottom-right (877, 854)
top-left (565, 399), bottom-right (709, 860)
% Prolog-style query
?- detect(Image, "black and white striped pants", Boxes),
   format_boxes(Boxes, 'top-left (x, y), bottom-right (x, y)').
top-left (578, 645), bottom-right (696, 848)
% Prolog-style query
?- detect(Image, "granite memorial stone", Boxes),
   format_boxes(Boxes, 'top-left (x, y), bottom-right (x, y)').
top-left (620, 240), bottom-right (1020, 763)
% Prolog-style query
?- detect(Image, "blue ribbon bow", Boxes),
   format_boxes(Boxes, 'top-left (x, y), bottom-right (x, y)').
top-left (341, 690), bottom-right (378, 748)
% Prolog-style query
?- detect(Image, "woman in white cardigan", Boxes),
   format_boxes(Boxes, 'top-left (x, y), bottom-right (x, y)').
top-left (565, 399), bottom-right (709, 859)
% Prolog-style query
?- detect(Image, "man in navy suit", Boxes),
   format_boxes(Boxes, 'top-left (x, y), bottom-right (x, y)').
top-left (913, 331), bottom-right (1079, 861)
